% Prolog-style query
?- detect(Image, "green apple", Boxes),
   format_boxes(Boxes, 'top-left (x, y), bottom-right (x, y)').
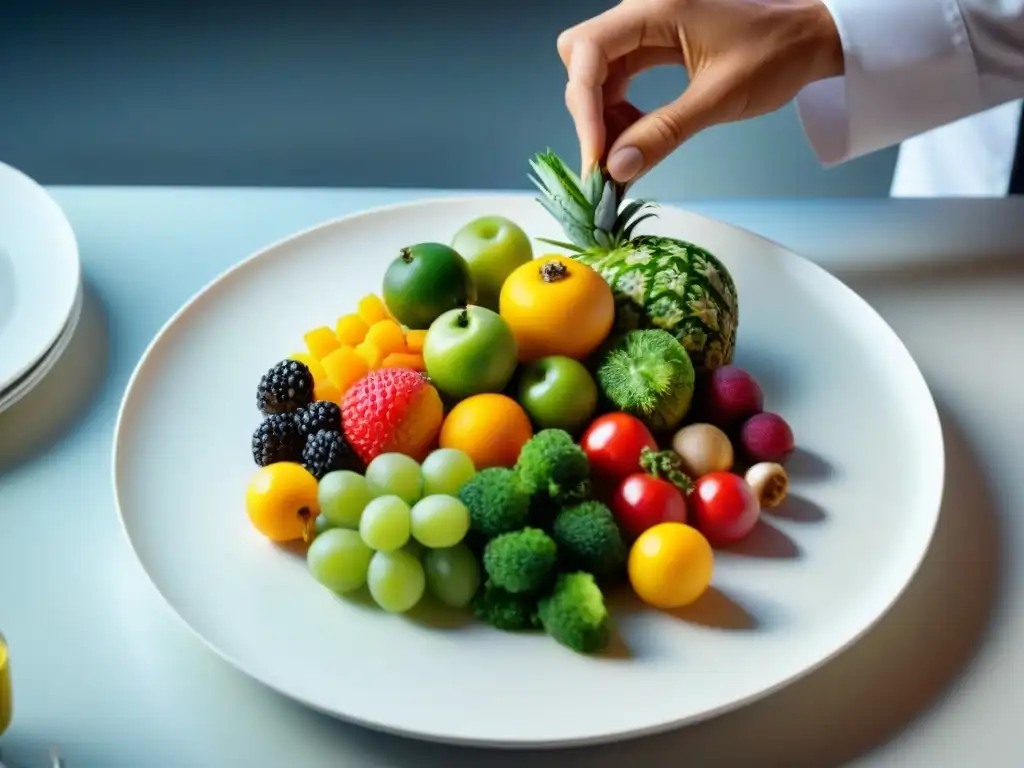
top-left (423, 306), bottom-right (518, 399)
top-left (516, 356), bottom-right (598, 434)
top-left (450, 216), bottom-right (533, 311)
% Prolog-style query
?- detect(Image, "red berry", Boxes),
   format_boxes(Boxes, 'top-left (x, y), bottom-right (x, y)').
top-left (341, 368), bottom-right (444, 464)
top-left (739, 412), bottom-right (795, 464)
top-left (702, 365), bottom-right (764, 429)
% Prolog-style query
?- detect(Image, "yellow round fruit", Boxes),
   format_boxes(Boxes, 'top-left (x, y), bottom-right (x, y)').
top-left (438, 393), bottom-right (533, 469)
top-left (499, 255), bottom-right (614, 363)
top-left (245, 462), bottom-right (320, 542)
top-left (628, 522), bottom-right (714, 609)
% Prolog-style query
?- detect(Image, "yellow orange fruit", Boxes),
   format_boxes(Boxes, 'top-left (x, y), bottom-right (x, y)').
top-left (404, 329), bottom-right (427, 354)
top-left (365, 319), bottom-right (406, 356)
top-left (382, 352), bottom-right (425, 371)
top-left (335, 313), bottom-right (369, 346)
top-left (355, 341), bottom-right (386, 370)
top-left (499, 255), bottom-right (614, 363)
top-left (245, 462), bottom-right (320, 542)
top-left (628, 522), bottom-right (714, 609)
top-left (357, 294), bottom-right (390, 326)
top-left (320, 346), bottom-right (370, 394)
top-left (304, 326), bottom-right (341, 360)
top-left (313, 378), bottom-right (343, 405)
top-left (439, 393), bottom-right (533, 469)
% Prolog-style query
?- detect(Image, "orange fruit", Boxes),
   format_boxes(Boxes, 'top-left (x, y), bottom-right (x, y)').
top-left (439, 394), bottom-right (533, 469)
top-left (365, 319), bottom-right (407, 356)
top-left (357, 294), bottom-right (390, 326)
top-left (499, 255), bottom-right (614, 363)
top-left (304, 326), bottom-right (341, 360)
top-left (335, 313), bottom-right (369, 346)
top-left (628, 522), bottom-right (714, 609)
top-left (382, 352), bottom-right (425, 371)
top-left (245, 462), bottom-right (320, 542)
top-left (404, 329), bottom-right (427, 354)
top-left (320, 346), bottom-right (370, 393)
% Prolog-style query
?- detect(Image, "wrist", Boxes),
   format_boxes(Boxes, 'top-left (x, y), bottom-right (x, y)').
top-left (804, 1), bottom-right (844, 81)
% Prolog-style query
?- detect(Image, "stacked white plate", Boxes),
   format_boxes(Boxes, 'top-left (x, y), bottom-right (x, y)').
top-left (0, 160), bottom-right (81, 414)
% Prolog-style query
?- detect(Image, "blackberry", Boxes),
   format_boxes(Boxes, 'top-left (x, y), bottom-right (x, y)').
top-left (295, 400), bottom-right (342, 438)
top-left (256, 359), bottom-right (314, 415)
top-left (252, 413), bottom-right (303, 466)
top-left (302, 429), bottom-right (363, 479)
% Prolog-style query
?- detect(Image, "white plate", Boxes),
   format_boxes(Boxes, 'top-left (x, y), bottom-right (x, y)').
top-left (112, 195), bottom-right (944, 748)
top-left (0, 278), bottom-right (83, 414)
top-left (0, 160), bottom-right (81, 392)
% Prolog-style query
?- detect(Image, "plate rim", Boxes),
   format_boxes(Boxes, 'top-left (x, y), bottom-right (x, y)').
top-left (0, 277), bottom-right (84, 414)
top-left (0, 160), bottom-right (82, 390)
top-left (110, 194), bottom-right (946, 747)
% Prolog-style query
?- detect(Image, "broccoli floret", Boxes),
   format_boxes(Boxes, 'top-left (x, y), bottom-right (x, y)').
top-left (552, 500), bottom-right (627, 579)
top-left (472, 580), bottom-right (541, 631)
top-left (515, 429), bottom-right (590, 503)
top-left (459, 467), bottom-right (532, 538)
top-left (482, 527), bottom-right (558, 593)
top-left (537, 572), bottom-right (611, 654)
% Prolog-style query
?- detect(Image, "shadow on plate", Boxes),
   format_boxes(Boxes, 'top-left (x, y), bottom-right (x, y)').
top-left (724, 519), bottom-right (801, 559)
top-left (0, 279), bottom-right (110, 474)
top-left (252, 399), bottom-right (999, 768)
top-left (767, 493), bottom-right (827, 524)
top-left (786, 448), bottom-right (835, 483)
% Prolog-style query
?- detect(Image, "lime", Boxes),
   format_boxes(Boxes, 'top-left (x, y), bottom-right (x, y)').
top-left (382, 243), bottom-right (476, 330)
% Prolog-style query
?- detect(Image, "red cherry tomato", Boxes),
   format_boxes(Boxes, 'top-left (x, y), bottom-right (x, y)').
top-left (580, 413), bottom-right (658, 491)
top-left (689, 472), bottom-right (760, 545)
top-left (611, 474), bottom-right (688, 540)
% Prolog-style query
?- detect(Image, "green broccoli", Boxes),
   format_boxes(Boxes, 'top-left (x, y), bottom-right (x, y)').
top-left (537, 572), bottom-right (611, 654)
top-left (482, 527), bottom-right (559, 593)
top-left (458, 467), bottom-right (532, 538)
top-left (472, 580), bottom-right (541, 631)
top-left (515, 429), bottom-right (591, 503)
top-left (552, 501), bottom-right (627, 579)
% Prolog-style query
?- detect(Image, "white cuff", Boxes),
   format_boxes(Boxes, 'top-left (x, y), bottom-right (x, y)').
top-left (796, 0), bottom-right (985, 166)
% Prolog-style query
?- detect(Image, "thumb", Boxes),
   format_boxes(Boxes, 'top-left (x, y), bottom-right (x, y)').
top-left (605, 71), bottom-right (735, 183)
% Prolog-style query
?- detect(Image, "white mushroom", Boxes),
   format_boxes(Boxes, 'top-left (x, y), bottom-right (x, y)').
top-left (671, 423), bottom-right (734, 479)
top-left (745, 462), bottom-right (789, 509)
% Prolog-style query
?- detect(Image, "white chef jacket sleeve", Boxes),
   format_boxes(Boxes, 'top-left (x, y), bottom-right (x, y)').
top-left (796, 0), bottom-right (1024, 165)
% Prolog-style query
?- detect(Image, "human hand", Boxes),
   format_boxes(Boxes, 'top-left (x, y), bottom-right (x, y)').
top-left (556, 0), bottom-right (844, 182)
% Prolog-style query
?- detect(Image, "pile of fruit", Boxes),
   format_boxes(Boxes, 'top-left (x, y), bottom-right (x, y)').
top-left (243, 150), bottom-right (800, 655)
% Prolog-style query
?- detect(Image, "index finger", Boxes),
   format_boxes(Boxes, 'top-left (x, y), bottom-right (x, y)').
top-left (557, 6), bottom-right (646, 173)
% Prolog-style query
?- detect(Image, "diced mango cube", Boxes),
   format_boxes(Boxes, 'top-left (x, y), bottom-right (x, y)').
top-left (335, 313), bottom-right (369, 346)
top-left (314, 378), bottom-right (343, 406)
top-left (365, 319), bottom-right (406, 356)
top-left (357, 294), bottom-right (390, 326)
top-left (404, 329), bottom-right (427, 354)
top-left (320, 346), bottom-right (371, 394)
top-left (382, 353), bottom-right (425, 371)
top-left (290, 352), bottom-right (328, 384)
top-left (355, 341), bottom-right (386, 370)
top-left (304, 326), bottom-right (341, 360)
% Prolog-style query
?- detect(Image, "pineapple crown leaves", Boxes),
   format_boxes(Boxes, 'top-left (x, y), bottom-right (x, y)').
top-left (528, 149), bottom-right (658, 253)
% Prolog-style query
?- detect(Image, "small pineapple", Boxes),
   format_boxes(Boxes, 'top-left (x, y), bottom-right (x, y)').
top-left (528, 149), bottom-right (739, 374)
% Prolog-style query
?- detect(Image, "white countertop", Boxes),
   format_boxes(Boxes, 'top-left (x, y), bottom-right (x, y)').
top-left (0, 187), bottom-right (1021, 767)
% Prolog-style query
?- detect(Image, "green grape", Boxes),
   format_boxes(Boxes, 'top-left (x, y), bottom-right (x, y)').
top-left (313, 514), bottom-right (334, 537)
top-left (410, 494), bottom-right (470, 549)
top-left (403, 538), bottom-right (426, 560)
top-left (424, 544), bottom-right (481, 608)
top-left (318, 470), bottom-right (374, 529)
top-left (420, 448), bottom-right (476, 497)
top-left (367, 550), bottom-right (426, 613)
top-left (359, 495), bottom-right (411, 552)
top-left (365, 453), bottom-right (423, 504)
top-left (306, 529), bottom-right (373, 594)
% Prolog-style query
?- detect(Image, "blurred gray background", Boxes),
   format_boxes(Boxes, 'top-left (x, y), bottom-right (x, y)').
top-left (0, 0), bottom-right (897, 199)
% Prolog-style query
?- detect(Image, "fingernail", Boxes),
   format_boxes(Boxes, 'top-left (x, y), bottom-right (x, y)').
top-left (607, 146), bottom-right (643, 181)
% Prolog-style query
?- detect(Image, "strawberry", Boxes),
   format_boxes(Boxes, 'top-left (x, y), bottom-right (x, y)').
top-left (341, 367), bottom-right (444, 464)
